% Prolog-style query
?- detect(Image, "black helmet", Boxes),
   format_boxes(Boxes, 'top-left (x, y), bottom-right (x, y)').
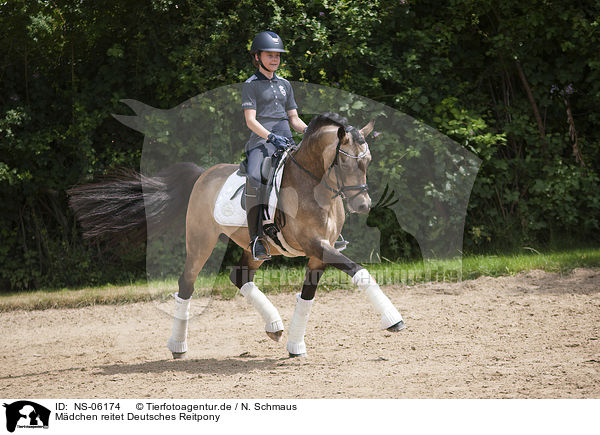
top-left (250, 31), bottom-right (287, 53)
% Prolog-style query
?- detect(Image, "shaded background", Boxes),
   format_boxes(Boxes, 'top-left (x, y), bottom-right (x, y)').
top-left (1, 0), bottom-right (599, 290)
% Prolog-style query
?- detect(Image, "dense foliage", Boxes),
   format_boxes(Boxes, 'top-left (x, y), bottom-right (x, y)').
top-left (1, 0), bottom-right (599, 290)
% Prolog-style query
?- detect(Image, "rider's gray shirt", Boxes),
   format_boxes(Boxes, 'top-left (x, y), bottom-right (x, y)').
top-left (242, 70), bottom-right (297, 149)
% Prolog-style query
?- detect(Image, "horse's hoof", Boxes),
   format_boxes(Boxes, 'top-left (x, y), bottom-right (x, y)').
top-left (288, 352), bottom-right (307, 358)
top-left (172, 352), bottom-right (187, 359)
top-left (266, 330), bottom-right (283, 342)
top-left (387, 320), bottom-right (406, 332)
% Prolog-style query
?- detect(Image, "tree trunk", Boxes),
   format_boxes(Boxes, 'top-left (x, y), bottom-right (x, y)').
top-left (514, 60), bottom-right (548, 155)
top-left (564, 97), bottom-right (585, 166)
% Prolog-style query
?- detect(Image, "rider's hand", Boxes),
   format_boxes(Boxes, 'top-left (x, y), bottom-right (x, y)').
top-left (267, 133), bottom-right (290, 149)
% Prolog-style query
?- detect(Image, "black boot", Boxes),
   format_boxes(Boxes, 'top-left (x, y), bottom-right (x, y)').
top-left (246, 180), bottom-right (271, 261)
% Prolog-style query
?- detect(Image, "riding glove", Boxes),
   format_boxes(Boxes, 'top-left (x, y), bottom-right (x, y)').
top-left (267, 133), bottom-right (290, 150)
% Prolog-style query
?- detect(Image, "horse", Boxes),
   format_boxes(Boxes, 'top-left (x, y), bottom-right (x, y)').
top-left (69, 112), bottom-right (405, 359)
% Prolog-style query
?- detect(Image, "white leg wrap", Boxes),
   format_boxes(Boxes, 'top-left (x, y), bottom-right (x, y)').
top-left (286, 294), bottom-right (314, 355)
top-left (353, 268), bottom-right (403, 329)
top-left (167, 293), bottom-right (191, 354)
top-left (240, 282), bottom-right (284, 333)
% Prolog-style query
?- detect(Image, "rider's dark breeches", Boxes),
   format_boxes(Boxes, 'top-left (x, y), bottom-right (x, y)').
top-left (246, 142), bottom-right (278, 187)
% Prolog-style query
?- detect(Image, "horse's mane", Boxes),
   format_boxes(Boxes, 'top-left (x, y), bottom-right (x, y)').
top-left (303, 112), bottom-right (365, 146)
top-left (304, 112), bottom-right (348, 140)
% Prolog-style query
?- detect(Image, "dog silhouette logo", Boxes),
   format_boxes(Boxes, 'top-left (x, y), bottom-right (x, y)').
top-left (3, 401), bottom-right (50, 432)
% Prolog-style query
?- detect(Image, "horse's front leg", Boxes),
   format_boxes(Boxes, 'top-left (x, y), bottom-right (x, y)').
top-left (287, 257), bottom-right (325, 357)
top-left (317, 241), bottom-right (405, 332)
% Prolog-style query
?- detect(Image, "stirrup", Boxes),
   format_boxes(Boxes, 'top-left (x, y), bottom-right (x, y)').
top-left (251, 237), bottom-right (271, 261)
top-left (334, 234), bottom-right (349, 251)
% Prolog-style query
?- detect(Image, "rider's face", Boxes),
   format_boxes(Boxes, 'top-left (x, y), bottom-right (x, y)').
top-left (257, 51), bottom-right (281, 71)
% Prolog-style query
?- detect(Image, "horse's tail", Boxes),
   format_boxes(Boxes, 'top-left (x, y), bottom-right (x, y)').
top-left (68, 162), bottom-right (205, 244)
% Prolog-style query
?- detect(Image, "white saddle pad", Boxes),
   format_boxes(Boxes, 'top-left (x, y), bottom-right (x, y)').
top-left (213, 152), bottom-right (287, 227)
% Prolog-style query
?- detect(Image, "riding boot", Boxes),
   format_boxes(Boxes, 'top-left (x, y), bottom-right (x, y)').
top-left (246, 179), bottom-right (271, 261)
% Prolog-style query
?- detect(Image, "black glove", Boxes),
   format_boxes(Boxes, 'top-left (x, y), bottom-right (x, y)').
top-left (267, 133), bottom-right (290, 150)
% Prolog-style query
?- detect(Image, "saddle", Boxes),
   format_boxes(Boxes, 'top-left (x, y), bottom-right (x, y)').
top-left (235, 149), bottom-right (284, 212)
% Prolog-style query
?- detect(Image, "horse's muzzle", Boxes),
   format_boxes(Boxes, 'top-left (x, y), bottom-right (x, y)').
top-left (350, 193), bottom-right (371, 214)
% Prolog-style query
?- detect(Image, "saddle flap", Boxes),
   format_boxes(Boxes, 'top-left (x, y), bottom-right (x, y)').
top-left (215, 148), bottom-right (291, 228)
top-left (261, 157), bottom-right (272, 182)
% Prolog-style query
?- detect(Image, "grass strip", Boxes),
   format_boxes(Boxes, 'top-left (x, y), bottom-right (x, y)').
top-left (1, 247), bottom-right (598, 312)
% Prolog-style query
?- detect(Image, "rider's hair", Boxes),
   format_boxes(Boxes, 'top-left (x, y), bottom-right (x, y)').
top-left (251, 52), bottom-right (260, 68)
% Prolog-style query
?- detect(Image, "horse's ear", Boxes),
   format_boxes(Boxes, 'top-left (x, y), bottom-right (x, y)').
top-left (337, 126), bottom-right (346, 142)
top-left (360, 120), bottom-right (375, 138)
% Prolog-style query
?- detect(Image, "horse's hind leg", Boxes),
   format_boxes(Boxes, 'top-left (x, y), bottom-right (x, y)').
top-left (287, 257), bottom-right (324, 357)
top-left (167, 229), bottom-right (219, 359)
top-left (230, 250), bottom-right (284, 342)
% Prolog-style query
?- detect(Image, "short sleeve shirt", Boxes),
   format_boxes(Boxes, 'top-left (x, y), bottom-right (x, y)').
top-left (241, 70), bottom-right (298, 124)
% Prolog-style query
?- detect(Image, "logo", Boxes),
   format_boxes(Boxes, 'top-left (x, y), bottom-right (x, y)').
top-left (3, 401), bottom-right (50, 433)
top-left (111, 82), bottom-right (480, 281)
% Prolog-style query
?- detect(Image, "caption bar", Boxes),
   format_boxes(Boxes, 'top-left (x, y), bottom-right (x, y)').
top-left (1, 399), bottom-right (299, 434)
top-left (2, 398), bottom-right (597, 435)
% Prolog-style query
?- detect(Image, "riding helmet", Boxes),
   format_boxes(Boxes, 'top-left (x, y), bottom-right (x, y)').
top-left (250, 31), bottom-right (287, 53)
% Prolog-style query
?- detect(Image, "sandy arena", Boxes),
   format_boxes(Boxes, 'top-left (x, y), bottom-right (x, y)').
top-left (1, 268), bottom-right (599, 398)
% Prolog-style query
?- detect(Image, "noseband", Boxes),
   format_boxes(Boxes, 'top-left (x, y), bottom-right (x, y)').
top-left (289, 126), bottom-right (369, 206)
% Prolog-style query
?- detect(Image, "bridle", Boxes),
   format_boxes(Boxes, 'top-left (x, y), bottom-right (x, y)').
top-left (288, 126), bottom-right (369, 208)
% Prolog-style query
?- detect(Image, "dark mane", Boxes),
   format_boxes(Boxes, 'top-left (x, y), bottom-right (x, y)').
top-left (303, 112), bottom-right (366, 145)
top-left (304, 112), bottom-right (348, 139)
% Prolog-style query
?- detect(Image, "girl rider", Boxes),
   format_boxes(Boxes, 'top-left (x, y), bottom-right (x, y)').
top-left (242, 31), bottom-right (307, 260)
